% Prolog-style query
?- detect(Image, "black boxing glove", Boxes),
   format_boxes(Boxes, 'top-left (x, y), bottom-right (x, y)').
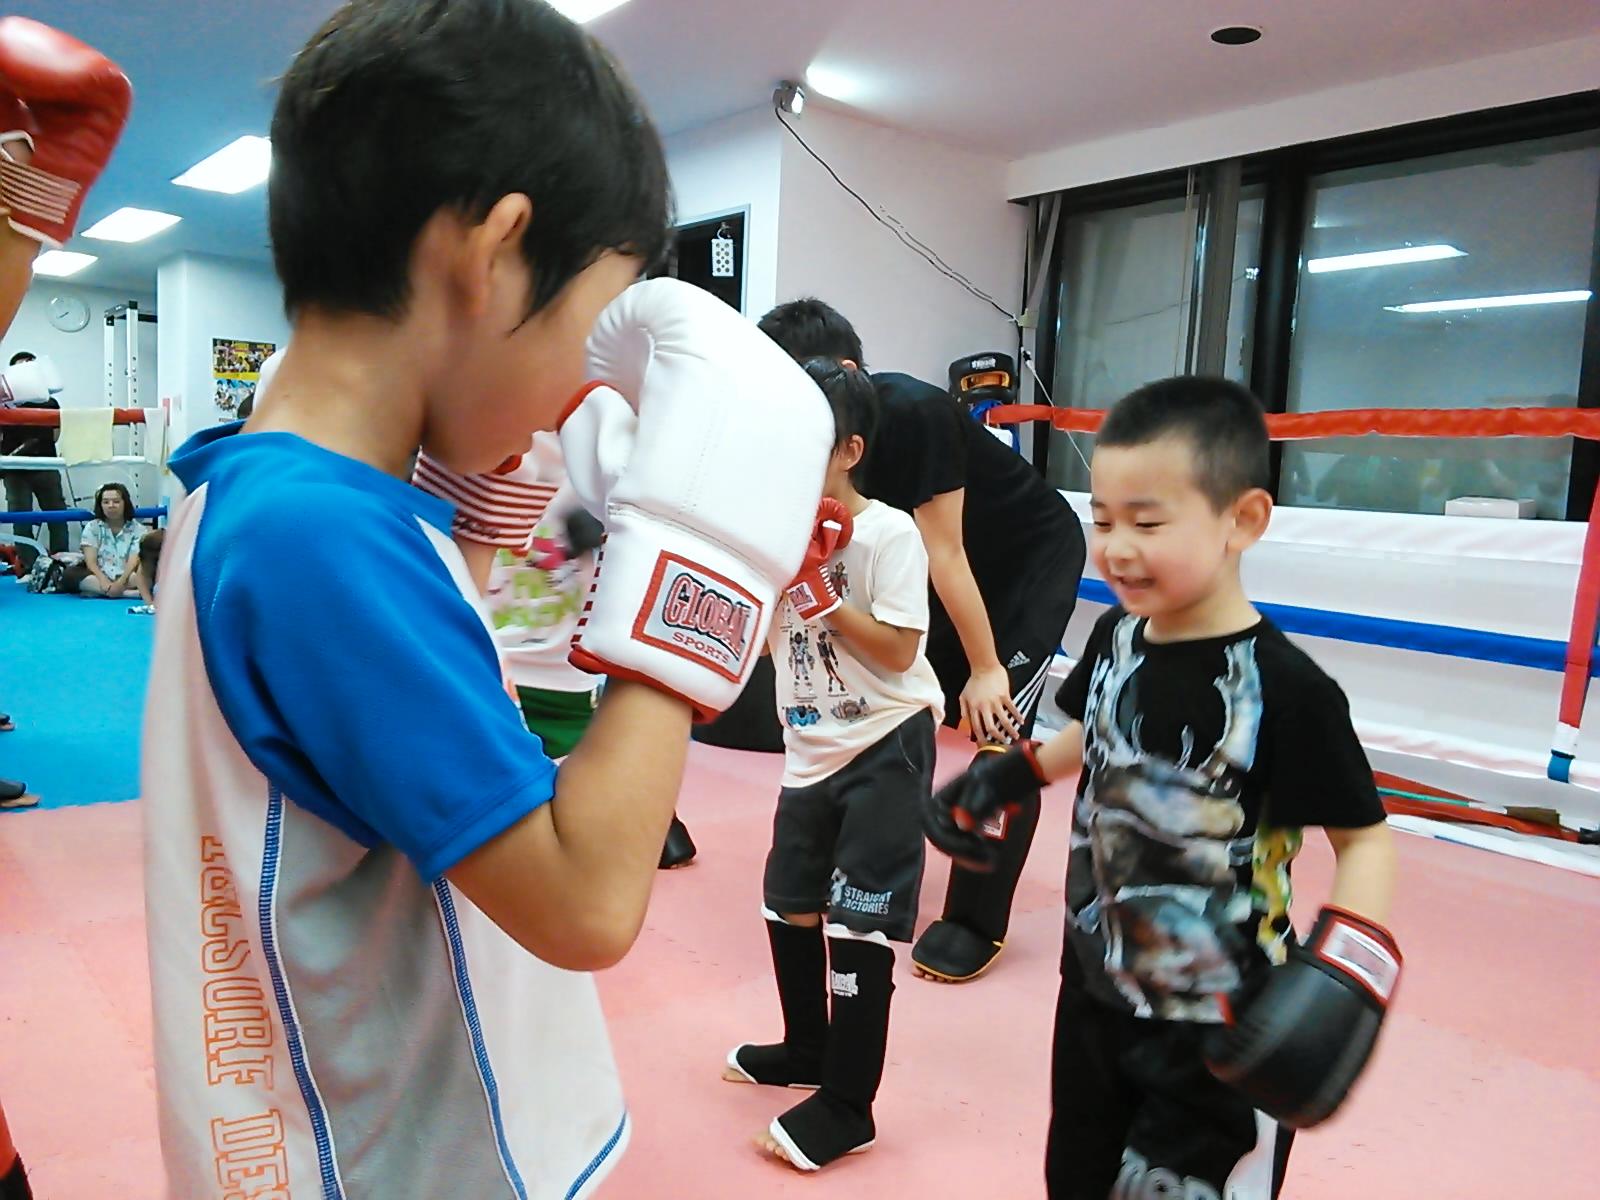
top-left (1205, 905), bottom-right (1402, 1129)
top-left (564, 508), bottom-right (604, 557)
top-left (923, 741), bottom-right (1046, 872)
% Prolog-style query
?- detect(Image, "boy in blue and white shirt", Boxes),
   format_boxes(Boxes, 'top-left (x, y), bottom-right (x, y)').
top-left (139, 4), bottom-right (832, 1197)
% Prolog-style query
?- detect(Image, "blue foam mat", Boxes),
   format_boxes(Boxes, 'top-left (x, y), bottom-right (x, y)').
top-left (0, 576), bottom-right (153, 810)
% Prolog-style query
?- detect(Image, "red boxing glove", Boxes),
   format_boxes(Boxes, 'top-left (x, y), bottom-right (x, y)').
top-left (0, 90), bottom-right (37, 147)
top-left (784, 498), bottom-right (853, 621)
top-left (412, 450), bottom-right (552, 549)
top-left (0, 17), bottom-right (133, 247)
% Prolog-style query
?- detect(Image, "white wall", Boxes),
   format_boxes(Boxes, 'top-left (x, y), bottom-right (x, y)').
top-left (664, 106), bottom-right (784, 317)
top-left (2, 281), bottom-right (157, 409)
top-left (156, 254), bottom-right (289, 456)
top-left (1008, 32), bottom-right (1600, 198)
top-left (774, 107), bottom-right (1026, 384)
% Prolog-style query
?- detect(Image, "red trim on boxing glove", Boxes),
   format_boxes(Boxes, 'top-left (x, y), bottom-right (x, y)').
top-left (783, 575), bottom-right (841, 622)
top-left (1304, 906), bottom-right (1403, 1008)
top-left (556, 380), bottom-right (613, 431)
top-left (566, 646), bottom-right (717, 724)
top-left (623, 549), bottom-right (763, 685)
top-left (1017, 739), bottom-right (1048, 785)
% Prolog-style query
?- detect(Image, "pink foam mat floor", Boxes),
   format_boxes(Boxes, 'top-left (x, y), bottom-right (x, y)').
top-left (2, 731), bottom-right (1596, 1198)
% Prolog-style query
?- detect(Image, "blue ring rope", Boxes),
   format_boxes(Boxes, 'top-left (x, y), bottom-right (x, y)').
top-left (5, 508), bottom-right (1583, 672)
top-left (1, 506), bottom-right (166, 524)
top-left (1076, 578), bottom-right (1595, 676)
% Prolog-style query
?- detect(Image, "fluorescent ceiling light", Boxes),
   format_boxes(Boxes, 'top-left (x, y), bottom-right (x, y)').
top-left (81, 206), bottom-right (182, 243)
top-left (32, 250), bottom-right (97, 278)
top-left (173, 135), bottom-right (272, 194)
top-left (806, 63), bottom-right (861, 102)
top-left (548, 0), bottom-right (631, 21)
top-left (1307, 244), bottom-right (1464, 273)
top-left (1385, 289), bottom-right (1592, 314)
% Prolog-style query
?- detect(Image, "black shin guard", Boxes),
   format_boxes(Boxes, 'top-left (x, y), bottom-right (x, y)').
top-left (771, 934), bottom-right (894, 1169)
top-left (1, 1158), bottom-right (31, 1200)
top-left (822, 935), bottom-right (894, 1113)
top-left (729, 915), bottom-right (827, 1087)
top-left (913, 774), bottom-right (1042, 981)
top-left (658, 814), bottom-right (697, 869)
top-left (943, 784), bottom-right (1041, 941)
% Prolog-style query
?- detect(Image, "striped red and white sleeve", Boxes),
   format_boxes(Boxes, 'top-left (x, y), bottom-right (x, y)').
top-left (411, 450), bottom-right (554, 549)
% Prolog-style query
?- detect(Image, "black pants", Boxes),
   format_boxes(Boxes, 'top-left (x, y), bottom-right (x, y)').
top-left (924, 551), bottom-right (1082, 742)
top-left (2, 469), bottom-right (67, 567)
top-left (1046, 964), bottom-right (1293, 1200)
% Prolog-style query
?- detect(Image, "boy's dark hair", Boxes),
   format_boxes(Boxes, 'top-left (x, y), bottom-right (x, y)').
top-left (270, 0), bottom-right (672, 320)
top-left (1099, 376), bottom-right (1270, 510)
top-left (801, 357), bottom-right (878, 482)
top-left (759, 299), bottom-right (866, 370)
top-left (8, 351), bottom-right (34, 366)
top-left (93, 481), bottom-right (135, 522)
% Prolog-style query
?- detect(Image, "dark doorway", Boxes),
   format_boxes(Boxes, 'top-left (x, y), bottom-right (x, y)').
top-left (649, 210), bottom-right (746, 313)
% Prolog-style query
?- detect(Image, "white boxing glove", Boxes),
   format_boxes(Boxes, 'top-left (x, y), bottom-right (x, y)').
top-left (560, 279), bottom-right (834, 722)
top-left (0, 357), bottom-right (57, 405)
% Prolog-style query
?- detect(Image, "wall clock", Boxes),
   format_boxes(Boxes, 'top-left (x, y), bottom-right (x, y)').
top-left (48, 294), bottom-right (91, 333)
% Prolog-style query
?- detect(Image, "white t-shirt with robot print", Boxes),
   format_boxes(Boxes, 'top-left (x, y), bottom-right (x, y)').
top-left (769, 499), bottom-right (944, 787)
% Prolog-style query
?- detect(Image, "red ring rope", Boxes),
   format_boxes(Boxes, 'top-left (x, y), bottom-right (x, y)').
top-left (984, 403), bottom-right (1600, 440)
top-left (0, 407), bottom-right (149, 426)
top-left (988, 402), bottom-right (1600, 783)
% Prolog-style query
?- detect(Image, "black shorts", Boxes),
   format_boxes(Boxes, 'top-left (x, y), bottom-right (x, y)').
top-left (762, 709), bottom-right (936, 942)
top-left (925, 559), bottom-right (1080, 738)
top-left (1046, 962), bottom-right (1294, 1200)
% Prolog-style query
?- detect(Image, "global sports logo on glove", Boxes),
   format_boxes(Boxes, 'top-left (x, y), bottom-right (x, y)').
top-left (633, 551), bottom-right (760, 681)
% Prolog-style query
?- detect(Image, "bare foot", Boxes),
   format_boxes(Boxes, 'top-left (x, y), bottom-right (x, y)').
top-left (752, 1126), bottom-right (804, 1171)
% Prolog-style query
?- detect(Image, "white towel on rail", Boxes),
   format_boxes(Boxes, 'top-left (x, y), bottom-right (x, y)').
top-left (57, 407), bottom-right (115, 465)
top-left (140, 408), bottom-right (168, 466)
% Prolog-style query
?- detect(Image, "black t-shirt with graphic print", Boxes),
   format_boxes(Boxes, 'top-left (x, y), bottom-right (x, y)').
top-left (1054, 607), bottom-right (1386, 1022)
top-left (858, 372), bottom-right (1083, 631)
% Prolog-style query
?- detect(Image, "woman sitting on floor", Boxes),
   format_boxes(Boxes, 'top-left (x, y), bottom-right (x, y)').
top-left (74, 483), bottom-right (155, 612)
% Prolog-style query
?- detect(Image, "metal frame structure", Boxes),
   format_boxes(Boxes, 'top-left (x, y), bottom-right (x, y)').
top-left (102, 299), bottom-right (157, 409)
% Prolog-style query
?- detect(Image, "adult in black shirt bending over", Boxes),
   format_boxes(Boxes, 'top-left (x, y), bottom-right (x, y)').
top-left (760, 299), bottom-right (1086, 983)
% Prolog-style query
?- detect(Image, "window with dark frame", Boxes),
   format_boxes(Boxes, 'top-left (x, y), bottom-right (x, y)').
top-left (1032, 91), bottom-right (1600, 521)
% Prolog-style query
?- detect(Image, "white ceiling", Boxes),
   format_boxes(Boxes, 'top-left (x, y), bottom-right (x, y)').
top-left (20, 0), bottom-right (1600, 295)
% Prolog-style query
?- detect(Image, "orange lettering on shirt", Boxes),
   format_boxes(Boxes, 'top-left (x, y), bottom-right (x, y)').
top-left (211, 1109), bottom-right (291, 1199)
top-left (198, 842), bottom-right (276, 1088)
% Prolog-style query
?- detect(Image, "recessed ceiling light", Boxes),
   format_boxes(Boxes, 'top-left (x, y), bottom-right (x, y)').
top-left (1385, 289), bottom-right (1591, 314)
top-left (805, 64), bottom-right (861, 103)
top-left (547, 0), bottom-right (631, 21)
top-left (173, 135), bottom-right (272, 194)
top-left (81, 207), bottom-right (182, 243)
top-left (1211, 26), bottom-right (1262, 46)
top-left (1307, 244), bottom-right (1465, 274)
top-left (31, 250), bottom-right (98, 278)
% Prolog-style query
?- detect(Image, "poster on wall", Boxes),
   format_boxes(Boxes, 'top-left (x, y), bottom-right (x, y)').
top-left (212, 339), bottom-right (276, 420)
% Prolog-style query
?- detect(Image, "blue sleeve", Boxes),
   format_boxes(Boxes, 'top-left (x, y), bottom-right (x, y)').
top-left (195, 486), bottom-right (557, 880)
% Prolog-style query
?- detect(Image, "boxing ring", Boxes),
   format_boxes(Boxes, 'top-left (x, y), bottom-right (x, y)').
top-left (0, 406), bottom-right (167, 560)
top-left (987, 402), bottom-right (1600, 870)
